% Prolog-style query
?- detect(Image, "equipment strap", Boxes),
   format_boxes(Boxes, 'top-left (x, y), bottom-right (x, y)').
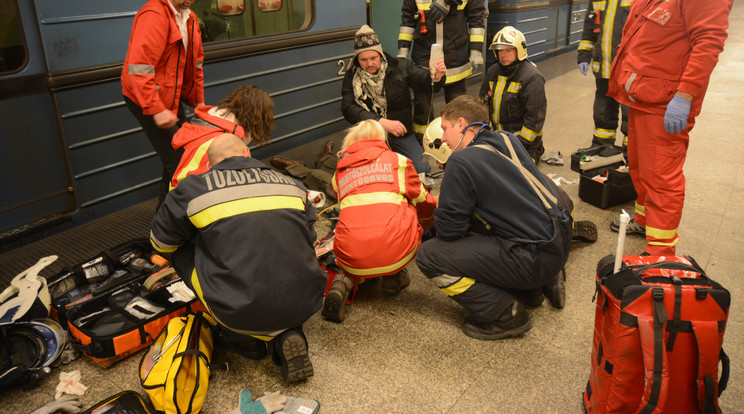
top-left (637, 287), bottom-right (668, 414)
top-left (692, 321), bottom-right (727, 413)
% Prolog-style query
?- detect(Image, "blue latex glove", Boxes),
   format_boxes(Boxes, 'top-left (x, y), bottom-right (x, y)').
top-left (664, 94), bottom-right (691, 134)
top-left (578, 62), bottom-right (589, 76)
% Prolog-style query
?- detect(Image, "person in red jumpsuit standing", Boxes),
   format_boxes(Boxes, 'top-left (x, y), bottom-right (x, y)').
top-left (607, 0), bottom-right (733, 255)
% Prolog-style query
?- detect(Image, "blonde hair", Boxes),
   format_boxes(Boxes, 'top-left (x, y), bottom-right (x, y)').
top-left (340, 120), bottom-right (387, 152)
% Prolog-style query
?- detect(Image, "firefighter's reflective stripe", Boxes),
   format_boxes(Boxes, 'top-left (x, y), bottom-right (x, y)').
top-left (150, 231), bottom-right (179, 253)
top-left (445, 62), bottom-right (472, 84)
top-left (128, 64), bottom-right (155, 75)
top-left (519, 125), bottom-right (540, 143)
top-left (431, 274), bottom-right (476, 296)
top-left (399, 26), bottom-right (415, 42)
top-left (337, 244), bottom-right (419, 276)
top-left (600, 0), bottom-right (619, 78)
top-left (578, 39), bottom-right (595, 52)
top-left (414, 0), bottom-right (469, 10)
top-left (170, 138), bottom-right (215, 191)
top-left (507, 82), bottom-right (521, 94)
top-left (339, 192), bottom-right (406, 210)
top-left (189, 269), bottom-right (284, 338)
top-left (594, 127), bottom-right (617, 140)
top-left (413, 123), bottom-right (428, 135)
top-left (187, 184), bottom-right (307, 228)
top-left (469, 27), bottom-right (485, 43)
top-left (490, 76), bottom-right (508, 128)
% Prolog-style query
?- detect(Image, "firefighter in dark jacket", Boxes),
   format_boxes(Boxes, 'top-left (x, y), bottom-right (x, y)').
top-left (577, 0), bottom-right (630, 148)
top-left (416, 95), bottom-right (572, 340)
top-left (398, 0), bottom-right (486, 137)
top-left (150, 133), bottom-right (326, 383)
top-left (342, 25), bottom-right (446, 175)
top-left (479, 26), bottom-right (547, 163)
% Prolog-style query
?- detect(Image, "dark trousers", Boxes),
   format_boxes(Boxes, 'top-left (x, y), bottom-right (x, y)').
top-left (417, 214), bottom-right (571, 322)
top-left (592, 77), bottom-right (629, 147)
top-left (123, 96), bottom-right (185, 209)
top-left (413, 80), bottom-right (468, 136)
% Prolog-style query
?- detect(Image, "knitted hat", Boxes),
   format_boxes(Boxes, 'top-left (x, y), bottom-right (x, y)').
top-left (353, 25), bottom-right (384, 59)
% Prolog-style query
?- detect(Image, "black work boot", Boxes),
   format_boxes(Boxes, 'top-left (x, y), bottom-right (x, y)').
top-left (508, 288), bottom-right (544, 309)
top-left (461, 301), bottom-right (532, 340)
top-left (542, 267), bottom-right (567, 309)
top-left (322, 273), bottom-right (353, 323)
top-left (382, 268), bottom-right (410, 296)
top-left (214, 325), bottom-right (267, 360)
top-left (273, 329), bottom-right (313, 383)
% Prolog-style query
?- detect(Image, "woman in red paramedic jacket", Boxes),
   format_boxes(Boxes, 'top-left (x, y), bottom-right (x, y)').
top-left (322, 120), bottom-right (437, 323)
top-left (170, 85), bottom-right (274, 189)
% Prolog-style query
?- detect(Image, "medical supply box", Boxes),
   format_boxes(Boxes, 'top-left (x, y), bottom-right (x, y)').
top-left (570, 145), bottom-right (636, 209)
top-left (47, 238), bottom-right (204, 368)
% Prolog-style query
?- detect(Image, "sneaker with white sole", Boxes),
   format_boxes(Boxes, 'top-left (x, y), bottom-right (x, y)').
top-left (610, 218), bottom-right (645, 235)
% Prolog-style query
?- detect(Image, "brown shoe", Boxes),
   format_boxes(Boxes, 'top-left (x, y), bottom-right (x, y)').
top-left (270, 157), bottom-right (305, 170)
top-left (382, 268), bottom-right (410, 296)
top-left (315, 140), bottom-right (335, 168)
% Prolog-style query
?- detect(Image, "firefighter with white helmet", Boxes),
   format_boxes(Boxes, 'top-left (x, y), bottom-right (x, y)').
top-left (479, 26), bottom-right (547, 164)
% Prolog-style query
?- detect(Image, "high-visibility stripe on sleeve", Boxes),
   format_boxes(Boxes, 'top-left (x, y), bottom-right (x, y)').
top-left (150, 231), bottom-right (180, 253)
top-left (399, 26), bottom-right (415, 42)
top-left (413, 123), bottom-right (427, 135)
top-left (128, 64), bottom-right (155, 75)
top-left (469, 27), bottom-right (485, 43)
top-left (396, 153), bottom-right (408, 195)
top-left (519, 126), bottom-right (540, 142)
top-left (578, 40), bottom-right (595, 52)
top-left (411, 185), bottom-right (429, 205)
top-left (431, 274), bottom-right (476, 296)
top-left (445, 62), bottom-right (473, 84)
top-left (339, 192), bottom-right (406, 209)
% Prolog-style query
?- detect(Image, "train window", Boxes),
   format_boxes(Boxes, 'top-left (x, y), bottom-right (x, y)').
top-left (0, 0), bottom-right (28, 74)
top-left (193, 0), bottom-right (312, 43)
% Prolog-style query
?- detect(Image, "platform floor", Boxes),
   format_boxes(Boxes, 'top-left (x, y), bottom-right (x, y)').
top-left (2, 3), bottom-right (743, 412)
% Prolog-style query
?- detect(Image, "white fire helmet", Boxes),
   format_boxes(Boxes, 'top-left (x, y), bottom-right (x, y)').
top-left (489, 26), bottom-right (528, 61)
top-left (422, 117), bottom-right (452, 164)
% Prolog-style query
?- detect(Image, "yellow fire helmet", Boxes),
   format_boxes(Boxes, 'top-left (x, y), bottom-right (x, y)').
top-left (489, 26), bottom-right (528, 61)
top-left (422, 117), bottom-right (452, 164)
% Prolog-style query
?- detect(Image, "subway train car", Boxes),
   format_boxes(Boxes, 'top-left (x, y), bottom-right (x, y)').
top-left (0, 0), bottom-right (365, 252)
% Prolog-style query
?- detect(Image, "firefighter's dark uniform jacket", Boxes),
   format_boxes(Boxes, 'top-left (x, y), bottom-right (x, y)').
top-left (577, 0), bottom-right (631, 80)
top-left (478, 60), bottom-right (546, 158)
top-left (150, 156), bottom-right (326, 334)
top-left (435, 132), bottom-right (562, 243)
top-left (341, 52), bottom-right (441, 137)
top-left (398, 0), bottom-right (486, 85)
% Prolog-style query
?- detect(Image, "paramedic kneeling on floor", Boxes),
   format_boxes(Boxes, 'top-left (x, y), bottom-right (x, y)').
top-left (149, 133), bottom-right (326, 382)
top-left (416, 95), bottom-right (573, 340)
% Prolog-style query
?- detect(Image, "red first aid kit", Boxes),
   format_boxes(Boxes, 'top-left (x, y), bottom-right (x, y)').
top-left (583, 255), bottom-right (730, 413)
top-left (48, 239), bottom-right (205, 368)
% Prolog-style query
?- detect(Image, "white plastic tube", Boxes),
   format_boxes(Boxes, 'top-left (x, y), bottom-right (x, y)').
top-left (613, 210), bottom-right (631, 273)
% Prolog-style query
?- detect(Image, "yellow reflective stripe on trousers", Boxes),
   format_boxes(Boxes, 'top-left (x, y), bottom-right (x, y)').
top-left (170, 138), bottom-right (215, 191)
top-left (340, 192), bottom-right (406, 209)
top-left (338, 244), bottom-right (418, 276)
top-left (414, 123), bottom-right (427, 135)
top-left (190, 196), bottom-right (304, 228)
top-left (594, 128), bottom-right (617, 139)
top-left (431, 274), bottom-right (476, 296)
top-left (646, 226), bottom-right (679, 243)
top-left (635, 202), bottom-right (645, 217)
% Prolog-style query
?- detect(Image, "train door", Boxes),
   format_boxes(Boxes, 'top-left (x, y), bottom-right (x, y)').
top-left (545, 0), bottom-right (573, 57)
top-left (0, 0), bottom-right (75, 242)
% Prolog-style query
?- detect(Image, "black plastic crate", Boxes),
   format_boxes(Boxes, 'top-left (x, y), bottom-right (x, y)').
top-left (579, 167), bottom-right (637, 209)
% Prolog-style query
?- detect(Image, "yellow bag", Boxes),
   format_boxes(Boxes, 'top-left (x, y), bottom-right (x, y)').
top-left (139, 311), bottom-right (215, 414)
